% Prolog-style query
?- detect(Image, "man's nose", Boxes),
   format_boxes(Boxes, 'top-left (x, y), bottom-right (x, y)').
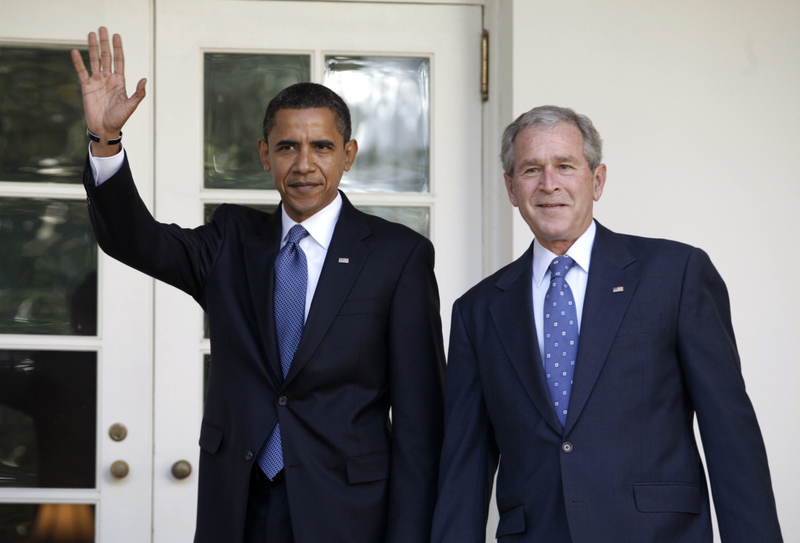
top-left (294, 146), bottom-right (314, 172)
top-left (540, 167), bottom-right (558, 191)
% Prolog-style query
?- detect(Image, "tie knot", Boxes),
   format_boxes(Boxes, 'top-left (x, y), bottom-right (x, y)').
top-left (549, 255), bottom-right (575, 278)
top-left (286, 224), bottom-right (309, 245)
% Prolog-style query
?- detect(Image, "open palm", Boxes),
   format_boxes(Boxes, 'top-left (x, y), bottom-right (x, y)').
top-left (71, 27), bottom-right (146, 145)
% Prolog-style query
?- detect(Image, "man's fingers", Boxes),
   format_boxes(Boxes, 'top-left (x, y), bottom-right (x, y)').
top-left (131, 78), bottom-right (147, 105)
top-left (71, 49), bottom-right (90, 84)
top-left (88, 31), bottom-right (100, 75)
top-left (99, 26), bottom-right (111, 73)
top-left (113, 33), bottom-right (124, 77)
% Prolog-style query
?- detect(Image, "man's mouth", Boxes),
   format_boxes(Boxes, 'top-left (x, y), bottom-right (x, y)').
top-left (288, 181), bottom-right (321, 192)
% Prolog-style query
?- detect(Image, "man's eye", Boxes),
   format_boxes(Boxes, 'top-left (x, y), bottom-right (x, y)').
top-left (559, 164), bottom-right (573, 170)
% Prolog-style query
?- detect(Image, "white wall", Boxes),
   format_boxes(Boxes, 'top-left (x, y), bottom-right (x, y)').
top-left (506, 0), bottom-right (799, 540)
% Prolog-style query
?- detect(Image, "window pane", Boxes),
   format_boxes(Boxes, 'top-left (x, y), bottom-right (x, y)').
top-left (325, 56), bottom-right (430, 193)
top-left (204, 53), bottom-right (310, 190)
top-left (357, 206), bottom-right (429, 238)
top-left (0, 198), bottom-right (97, 335)
top-left (0, 350), bottom-right (97, 489)
top-left (0, 47), bottom-right (87, 184)
top-left (0, 503), bottom-right (95, 542)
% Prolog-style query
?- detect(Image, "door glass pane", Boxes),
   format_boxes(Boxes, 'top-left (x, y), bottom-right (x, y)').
top-left (0, 350), bottom-right (97, 489)
top-left (0, 47), bottom-right (87, 184)
top-left (0, 198), bottom-right (97, 335)
top-left (204, 53), bottom-right (310, 190)
top-left (0, 503), bottom-right (95, 542)
top-left (324, 56), bottom-right (430, 193)
top-left (357, 206), bottom-right (429, 238)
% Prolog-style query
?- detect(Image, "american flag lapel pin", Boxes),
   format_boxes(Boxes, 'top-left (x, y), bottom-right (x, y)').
top-left (612, 286), bottom-right (624, 293)
top-left (338, 257), bottom-right (350, 264)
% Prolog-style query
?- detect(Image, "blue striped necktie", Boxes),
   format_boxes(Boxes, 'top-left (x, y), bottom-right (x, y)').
top-left (257, 224), bottom-right (309, 478)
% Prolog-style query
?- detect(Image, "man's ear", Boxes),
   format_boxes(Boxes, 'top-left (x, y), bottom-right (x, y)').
top-left (257, 138), bottom-right (271, 172)
top-left (343, 139), bottom-right (358, 172)
top-left (592, 163), bottom-right (607, 201)
top-left (504, 173), bottom-right (519, 207)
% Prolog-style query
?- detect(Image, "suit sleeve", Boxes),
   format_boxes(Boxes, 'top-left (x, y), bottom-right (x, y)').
top-left (431, 300), bottom-right (499, 543)
top-left (677, 248), bottom-right (782, 542)
top-left (83, 153), bottom-right (224, 302)
top-left (383, 237), bottom-right (446, 543)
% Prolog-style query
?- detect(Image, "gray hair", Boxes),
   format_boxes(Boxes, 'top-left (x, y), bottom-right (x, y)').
top-left (500, 105), bottom-right (603, 175)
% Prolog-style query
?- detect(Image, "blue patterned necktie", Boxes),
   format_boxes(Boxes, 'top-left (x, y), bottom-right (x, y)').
top-left (257, 224), bottom-right (309, 479)
top-left (543, 255), bottom-right (579, 427)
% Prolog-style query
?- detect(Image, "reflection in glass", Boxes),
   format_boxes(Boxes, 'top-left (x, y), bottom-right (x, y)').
top-left (325, 56), bottom-right (430, 193)
top-left (0, 503), bottom-right (95, 543)
top-left (0, 350), bottom-right (97, 489)
top-left (0, 47), bottom-right (87, 184)
top-left (357, 206), bottom-right (429, 238)
top-left (204, 53), bottom-right (310, 190)
top-left (0, 198), bottom-right (97, 335)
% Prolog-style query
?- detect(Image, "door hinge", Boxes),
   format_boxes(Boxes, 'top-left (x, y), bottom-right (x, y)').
top-left (481, 29), bottom-right (489, 102)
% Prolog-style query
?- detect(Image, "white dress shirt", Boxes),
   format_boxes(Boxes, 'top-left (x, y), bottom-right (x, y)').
top-left (279, 194), bottom-right (341, 322)
top-left (532, 220), bottom-right (597, 365)
top-left (89, 144), bottom-right (341, 322)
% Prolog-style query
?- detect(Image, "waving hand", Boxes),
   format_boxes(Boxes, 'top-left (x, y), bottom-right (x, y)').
top-left (71, 27), bottom-right (146, 157)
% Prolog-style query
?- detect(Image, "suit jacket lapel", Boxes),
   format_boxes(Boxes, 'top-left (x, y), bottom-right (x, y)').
top-left (564, 222), bottom-right (638, 434)
top-left (244, 207), bottom-right (283, 387)
top-left (283, 193), bottom-right (370, 387)
top-left (490, 246), bottom-right (563, 434)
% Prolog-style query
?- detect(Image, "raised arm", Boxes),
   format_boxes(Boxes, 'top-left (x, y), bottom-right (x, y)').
top-left (71, 27), bottom-right (146, 157)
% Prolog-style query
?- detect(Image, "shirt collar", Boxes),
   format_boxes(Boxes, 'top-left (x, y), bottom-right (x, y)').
top-left (280, 192), bottom-right (343, 250)
top-left (532, 219), bottom-right (597, 287)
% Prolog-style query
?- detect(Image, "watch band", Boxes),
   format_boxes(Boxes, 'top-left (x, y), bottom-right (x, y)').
top-left (86, 128), bottom-right (123, 145)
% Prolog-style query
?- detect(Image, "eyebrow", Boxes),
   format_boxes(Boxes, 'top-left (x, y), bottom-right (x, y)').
top-left (274, 139), bottom-right (337, 148)
top-left (311, 139), bottom-right (336, 148)
top-left (517, 155), bottom-right (580, 169)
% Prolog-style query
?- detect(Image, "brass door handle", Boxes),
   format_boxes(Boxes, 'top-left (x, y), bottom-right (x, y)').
top-left (171, 460), bottom-right (192, 480)
top-left (110, 460), bottom-right (129, 479)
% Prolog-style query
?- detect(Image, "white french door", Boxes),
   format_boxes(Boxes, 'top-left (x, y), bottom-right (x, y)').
top-left (0, 1), bottom-right (154, 542)
top-left (153, 0), bottom-right (483, 538)
top-left (0, 0), bottom-right (484, 540)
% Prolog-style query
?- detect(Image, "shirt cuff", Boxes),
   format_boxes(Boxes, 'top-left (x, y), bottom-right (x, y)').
top-left (88, 142), bottom-right (125, 186)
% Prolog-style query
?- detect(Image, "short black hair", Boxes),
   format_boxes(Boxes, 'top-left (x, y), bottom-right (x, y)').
top-left (262, 82), bottom-right (352, 143)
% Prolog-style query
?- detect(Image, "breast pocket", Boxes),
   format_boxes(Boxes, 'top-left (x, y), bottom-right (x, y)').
top-left (616, 315), bottom-right (665, 337)
top-left (338, 298), bottom-right (384, 316)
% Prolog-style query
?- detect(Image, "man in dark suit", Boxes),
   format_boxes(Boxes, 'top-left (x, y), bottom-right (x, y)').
top-left (73, 28), bottom-right (445, 543)
top-left (431, 105), bottom-right (782, 542)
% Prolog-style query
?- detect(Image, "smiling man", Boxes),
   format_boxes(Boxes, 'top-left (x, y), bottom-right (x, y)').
top-left (431, 105), bottom-right (782, 543)
top-left (74, 28), bottom-right (445, 543)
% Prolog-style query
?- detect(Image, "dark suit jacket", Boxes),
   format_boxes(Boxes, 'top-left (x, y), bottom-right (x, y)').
top-left (432, 222), bottom-right (781, 543)
top-left (84, 155), bottom-right (446, 543)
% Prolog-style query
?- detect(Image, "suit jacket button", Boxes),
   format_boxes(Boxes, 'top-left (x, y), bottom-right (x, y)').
top-left (278, 396), bottom-right (288, 406)
top-left (561, 442), bottom-right (573, 453)
top-left (245, 451), bottom-right (253, 461)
